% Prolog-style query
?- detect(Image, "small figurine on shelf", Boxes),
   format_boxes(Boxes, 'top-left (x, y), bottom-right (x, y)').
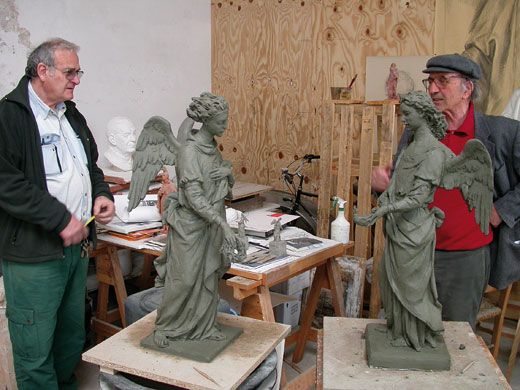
top-left (237, 213), bottom-right (249, 251)
top-left (269, 218), bottom-right (287, 256)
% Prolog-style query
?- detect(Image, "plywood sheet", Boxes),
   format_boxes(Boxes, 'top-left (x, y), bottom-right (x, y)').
top-left (212, 0), bottom-right (434, 194)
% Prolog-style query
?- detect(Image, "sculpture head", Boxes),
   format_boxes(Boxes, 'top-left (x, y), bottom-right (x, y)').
top-left (399, 91), bottom-right (448, 140)
top-left (422, 54), bottom-right (481, 113)
top-left (105, 116), bottom-right (137, 171)
top-left (187, 92), bottom-right (229, 137)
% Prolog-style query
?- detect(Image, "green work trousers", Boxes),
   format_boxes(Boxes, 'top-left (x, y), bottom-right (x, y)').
top-left (2, 244), bottom-right (88, 390)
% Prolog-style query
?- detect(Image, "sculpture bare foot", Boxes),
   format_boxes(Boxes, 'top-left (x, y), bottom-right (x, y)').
top-left (391, 337), bottom-right (412, 348)
top-left (425, 332), bottom-right (437, 348)
top-left (154, 330), bottom-right (169, 347)
top-left (206, 327), bottom-right (227, 341)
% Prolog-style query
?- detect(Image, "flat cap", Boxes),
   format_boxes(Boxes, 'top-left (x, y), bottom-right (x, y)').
top-left (423, 54), bottom-right (482, 80)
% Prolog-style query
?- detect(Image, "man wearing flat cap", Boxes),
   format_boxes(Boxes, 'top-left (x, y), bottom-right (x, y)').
top-left (373, 53), bottom-right (520, 329)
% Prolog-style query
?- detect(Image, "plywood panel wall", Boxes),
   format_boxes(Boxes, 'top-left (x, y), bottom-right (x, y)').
top-left (212, 0), bottom-right (434, 191)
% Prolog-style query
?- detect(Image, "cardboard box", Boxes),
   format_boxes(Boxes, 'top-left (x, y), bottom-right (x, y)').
top-left (274, 290), bottom-right (303, 328)
top-left (270, 271), bottom-right (311, 296)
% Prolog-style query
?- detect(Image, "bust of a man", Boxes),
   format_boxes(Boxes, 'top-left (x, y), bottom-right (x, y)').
top-left (104, 116), bottom-right (137, 172)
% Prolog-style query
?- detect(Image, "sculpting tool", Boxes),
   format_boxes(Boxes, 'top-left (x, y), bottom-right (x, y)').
top-left (460, 360), bottom-right (476, 374)
top-left (84, 215), bottom-right (95, 227)
top-left (193, 367), bottom-right (219, 386)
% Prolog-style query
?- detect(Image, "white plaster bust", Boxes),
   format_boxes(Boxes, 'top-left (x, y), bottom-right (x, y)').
top-left (104, 116), bottom-right (137, 172)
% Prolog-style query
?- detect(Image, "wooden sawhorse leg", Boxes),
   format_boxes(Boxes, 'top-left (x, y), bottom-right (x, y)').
top-left (240, 285), bottom-right (276, 322)
top-left (292, 258), bottom-right (345, 363)
top-left (91, 245), bottom-right (128, 343)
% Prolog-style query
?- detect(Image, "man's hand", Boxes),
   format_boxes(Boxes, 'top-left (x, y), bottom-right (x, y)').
top-left (490, 205), bottom-right (503, 228)
top-left (371, 163), bottom-right (393, 193)
top-left (60, 215), bottom-right (88, 247)
top-left (93, 196), bottom-right (115, 224)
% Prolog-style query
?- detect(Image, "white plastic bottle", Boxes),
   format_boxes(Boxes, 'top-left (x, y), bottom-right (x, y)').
top-left (330, 197), bottom-right (350, 244)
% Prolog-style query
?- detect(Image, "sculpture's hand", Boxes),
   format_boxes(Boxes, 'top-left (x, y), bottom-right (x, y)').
top-left (209, 166), bottom-right (232, 181)
top-left (222, 224), bottom-right (238, 246)
top-left (221, 224), bottom-right (247, 262)
top-left (353, 206), bottom-right (385, 227)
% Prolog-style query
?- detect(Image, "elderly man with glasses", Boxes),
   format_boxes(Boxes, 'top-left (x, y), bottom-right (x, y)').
top-left (372, 53), bottom-right (520, 329)
top-left (0, 38), bottom-right (115, 389)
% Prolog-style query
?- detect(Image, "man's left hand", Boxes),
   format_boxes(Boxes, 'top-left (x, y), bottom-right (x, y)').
top-left (93, 196), bottom-right (116, 224)
top-left (490, 205), bottom-right (503, 228)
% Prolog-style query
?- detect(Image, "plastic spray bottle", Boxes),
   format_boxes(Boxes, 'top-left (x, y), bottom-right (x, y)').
top-left (330, 196), bottom-right (350, 244)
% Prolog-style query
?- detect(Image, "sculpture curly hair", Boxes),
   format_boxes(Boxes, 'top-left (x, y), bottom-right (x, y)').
top-left (187, 92), bottom-right (229, 123)
top-left (399, 91), bottom-right (448, 140)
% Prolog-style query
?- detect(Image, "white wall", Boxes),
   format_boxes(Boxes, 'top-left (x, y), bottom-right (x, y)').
top-left (0, 0), bottom-right (211, 168)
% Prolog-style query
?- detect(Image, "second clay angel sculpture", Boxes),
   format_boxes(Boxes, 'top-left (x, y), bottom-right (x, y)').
top-left (354, 91), bottom-right (493, 369)
top-left (127, 93), bottom-right (245, 360)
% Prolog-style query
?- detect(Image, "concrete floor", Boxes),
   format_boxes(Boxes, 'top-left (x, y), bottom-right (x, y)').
top-left (77, 320), bottom-right (520, 390)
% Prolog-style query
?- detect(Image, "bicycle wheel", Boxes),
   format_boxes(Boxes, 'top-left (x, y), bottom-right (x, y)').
top-left (262, 190), bottom-right (317, 235)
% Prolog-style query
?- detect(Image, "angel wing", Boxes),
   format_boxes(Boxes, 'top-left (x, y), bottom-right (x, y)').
top-left (440, 139), bottom-right (493, 235)
top-left (127, 116), bottom-right (180, 212)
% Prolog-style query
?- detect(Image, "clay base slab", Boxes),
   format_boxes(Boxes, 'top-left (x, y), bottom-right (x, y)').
top-left (322, 318), bottom-right (511, 390)
top-left (365, 323), bottom-right (450, 371)
top-left (140, 324), bottom-right (243, 363)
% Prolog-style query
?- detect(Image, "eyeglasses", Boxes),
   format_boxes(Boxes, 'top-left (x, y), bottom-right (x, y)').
top-left (52, 67), bottom-right (84, 80)
top-left (422, 75), bottom-right (465, 89)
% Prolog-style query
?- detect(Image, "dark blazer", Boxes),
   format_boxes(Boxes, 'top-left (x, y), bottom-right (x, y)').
top-left (396, 110), bottom-right (520, 289)
top-left (474, 111), bottom-right (520, 289)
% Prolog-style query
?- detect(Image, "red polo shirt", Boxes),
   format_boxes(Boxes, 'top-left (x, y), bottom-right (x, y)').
top-left (429, 104), bottom-right (493, 250)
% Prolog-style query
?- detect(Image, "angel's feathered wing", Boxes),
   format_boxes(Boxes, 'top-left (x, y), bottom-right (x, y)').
top-left (127, 116), bottom-right (180, 212)
top-left (440, 139), bottom-right (493, 235)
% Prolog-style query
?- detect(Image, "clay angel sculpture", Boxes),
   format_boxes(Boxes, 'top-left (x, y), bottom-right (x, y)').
top-left (127, 93), bottom-right (246, 355)
top-left (354, 91), bottom-right (493, 369)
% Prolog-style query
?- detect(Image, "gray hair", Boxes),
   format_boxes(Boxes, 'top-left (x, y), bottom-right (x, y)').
top-left (461, 78), bottom-right (482, 102)
top-left (25, 38), bottom-right (79, 78)
top-left (187, 92), bottom-right (229, 123)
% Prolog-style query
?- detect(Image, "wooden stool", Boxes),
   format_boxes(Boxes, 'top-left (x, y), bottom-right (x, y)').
top-left (506, 310), bottom-right (520, 381)
top-left (476, 284), bottom-right (513, 360)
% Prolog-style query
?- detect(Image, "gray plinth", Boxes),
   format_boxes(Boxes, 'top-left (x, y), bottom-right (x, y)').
top-left (365, 323), bottom-right (450, 371)
top-left (141, 324), bottom-right (243, 363)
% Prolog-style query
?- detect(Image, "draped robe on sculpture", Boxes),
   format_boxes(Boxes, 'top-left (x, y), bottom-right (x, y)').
top-left (378, 139), bottom-right (449, 350)
top-left (154, 132), bottom-right (233, 340)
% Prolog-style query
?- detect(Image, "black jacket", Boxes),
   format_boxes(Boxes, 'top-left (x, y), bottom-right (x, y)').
top-left (0, 76), bottom-right (112, 263)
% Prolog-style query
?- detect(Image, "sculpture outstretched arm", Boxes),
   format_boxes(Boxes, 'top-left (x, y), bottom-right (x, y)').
top-left (354, 179), bottom-right (433, 227)
top-left (440, 139), bottom-right (493, 234)
top-left (127, 116), bottom-right (178, 212)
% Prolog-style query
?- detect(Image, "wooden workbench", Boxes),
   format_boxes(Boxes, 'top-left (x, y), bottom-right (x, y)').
top-left (226, 241), bottom-right (351, 363)
top-left (320, 317), bottom-right (511, 390)
top-left (83, 311), bottom-right (290, 390)
top-left (93, 234), bottom-right (351, 363)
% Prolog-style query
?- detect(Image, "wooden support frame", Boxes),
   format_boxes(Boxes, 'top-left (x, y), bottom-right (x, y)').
top-left (317, 100), bottom-right (401, 318)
